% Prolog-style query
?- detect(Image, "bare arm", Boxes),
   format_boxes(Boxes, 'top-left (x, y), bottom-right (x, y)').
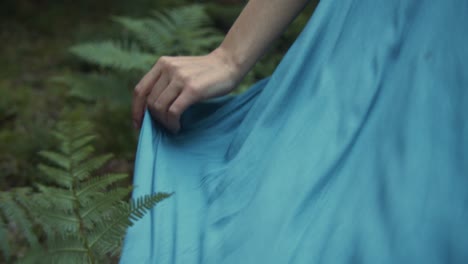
top-left (132, 0), bottom-right (311, 132)
top-left (218, 0), bottom-right (311, 78)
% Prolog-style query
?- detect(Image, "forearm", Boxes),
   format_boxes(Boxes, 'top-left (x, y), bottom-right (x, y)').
top-left (132, 0), bottom-right (311, 131)
top-left (216, 0), bottom-right (311, 77)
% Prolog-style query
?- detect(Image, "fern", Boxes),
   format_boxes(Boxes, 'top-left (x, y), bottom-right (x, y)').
top-left (53, 3), bottom-right (314, 105)
top-left (0, 121), bottom-right (171, 263)
top-left (51, 74), bottom-right (132, 104)
top-left (0, 188), bottom-right (39, 262)
top-left (88, 193), bottom-right (169, 256)
top-left (112, 5), bottom-right (222, 56)
top-left (56, 4), bottom-right (223, 105)
top-left (70, 41), bottom-right (155, 72)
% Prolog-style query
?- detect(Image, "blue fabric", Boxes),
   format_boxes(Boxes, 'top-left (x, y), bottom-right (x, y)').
top-left (119, 0), bottom-right (468, 263)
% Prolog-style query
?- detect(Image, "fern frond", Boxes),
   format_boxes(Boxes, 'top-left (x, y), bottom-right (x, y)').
top-left (76, 173), bottom-right (128, 199)
top-left (0, 192), bottom-right (12, 260)
top-left (139, 18), bottom-right (173, 52)
top-left (71, 135), bottom-right (97, 152)
top-left (112, 16), bottom-right (158, 49)
top-left (186, 28), bottom-right (222, 38)
top-left (35, 184), bottom-right (77, 212)
top-left (155, 11), bottom-right (178, 31)
top-left (0, 214), bottom-right (11, 261)
top-left (87, 216), bottom-right (125, 257)
top-left (80, 187), bottom-right (133, 226)
top-left (70, 41), bottom-right (154, 71)
top-left (0, 190), bottom-right (39, 247)
top-left (47, 237), bottom-right (88, 256)
top-left (38, 164), bottom-right (72, 189)
top-left (128, 193), bottom-right (172, 222)
top-left (71, 145), bottom-right (94, 165)
top-left (88, 192), bottom-right (171, 255)
top-left (57, 4), bottom-right (223, 109)
top-left (51, 130), bottom-right (67, 143)
top-left (52, 74), bottom-right (132, 105)
top-left (164, 5), bottom-right (209, 28)
top-left (1, 119), bottom-right (172, 263)
top-left (39, 151), bottom-right (71, 171)
top-left (53, 121), bottom-right (94, 154)
top-left (114, 5), bottom-right (222, 56)
top-left (23, 236), bottom-right (89, 264)
top-left (34, 206), bottom-right (81, 233)
top-left (56, 121), bottom-right (94, 140)
top-left (73, 154), bottom-right (113, 181)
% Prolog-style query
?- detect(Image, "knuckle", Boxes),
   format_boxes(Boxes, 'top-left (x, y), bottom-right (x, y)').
top-left (168, 106), bottom-right (180, 117)
top-left (158, 56), bottom-right (168, 64)
top-left (175, 71), bottom-right (189, 83)
top-left (166, 64), bottom-right (175, 73)
top-left (159, 56), bottom-right (174, 71)
top-left (146, 97), bottom-right (153, 106)
top-left (185, 83), bottom-right (201, 98)
top-left (153, 101), bottom-right (164, 111)
top-left (134, 84), bottom-right (145, 97)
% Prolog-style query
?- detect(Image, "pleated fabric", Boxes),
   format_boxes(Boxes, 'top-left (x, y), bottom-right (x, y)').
top-left (120, 0), bottom-right (468, 263)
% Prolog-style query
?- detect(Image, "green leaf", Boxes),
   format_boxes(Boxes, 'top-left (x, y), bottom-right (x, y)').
top-left (76, 173), bottom-right (128, 199)
top-left (39, 151), bottom-right (71, 170)
top-left (70, 41), bottom-right (155, 71)
top-left (35, 184), bottom-right (77, 212)
top-left (71, 135), bottom-right (96, 152)
top-left (38, 164), bottom-right (73, 189)
top-left (52, 73), bottom-right (132, 105)
top-left (0, 191), bottom-right (39, 247)
top-left (73, 154), bottom-right (113, 181)
top-left (80, 187), bottom-right (133, 224)
top-left (71, 145), bottom-right (94, 165)
top-left (35, 209), bottom-right (81, 233)
top-left (0, 219), bottom-right (10, 261)
top-left (40, 236), bottom-right (89, 264)
top-left (88, 192), bottom-right (171, 251)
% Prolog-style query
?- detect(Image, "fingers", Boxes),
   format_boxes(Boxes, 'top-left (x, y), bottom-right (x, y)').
top-left (132, 61), bottom-right (162, 128)
top-left (146, 72), bottom-right (169, 126)
top-left (147, 82), bottom-right (200, 133)
top-left (133, 55), bottom-right (211, 133)
top-left (147, 72), bottom-right (169, 104)
top-left (166, 88), bottom-right (200, 133)
top-left (149, 81), bottom-right (182, 130)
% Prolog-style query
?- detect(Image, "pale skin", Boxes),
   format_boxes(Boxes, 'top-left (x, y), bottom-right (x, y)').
top-left (132, 0), bottom-right (311, 133)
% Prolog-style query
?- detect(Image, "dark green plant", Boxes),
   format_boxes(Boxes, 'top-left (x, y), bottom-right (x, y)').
top-left (53, 4), bottom-right (224, 106)
top-left (0, 187), bottom-right (37, 262)
top-left (0, 121), bottom-right (170, 263)
top-left (0, 81), bottom-right (63, 189)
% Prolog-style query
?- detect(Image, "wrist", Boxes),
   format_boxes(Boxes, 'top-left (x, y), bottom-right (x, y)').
top-left (211, 46), bottom-right (247, 80)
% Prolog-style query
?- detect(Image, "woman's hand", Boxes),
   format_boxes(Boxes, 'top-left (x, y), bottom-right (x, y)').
top-left (132, 0), bottom-right (311, 133)
top-left (132, 48), bottom-right (242, 133)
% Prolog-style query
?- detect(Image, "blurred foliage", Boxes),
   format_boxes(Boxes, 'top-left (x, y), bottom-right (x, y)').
top-left (0, 120), bottom-right (170, 263)
top-left (0, 80), bottom-right (64, 189)
top-left (54, 4), bottom-right (224, 106)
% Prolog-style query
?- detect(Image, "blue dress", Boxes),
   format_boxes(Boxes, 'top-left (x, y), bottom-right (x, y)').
top-left (120, 0), bottom-right (468, 263)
